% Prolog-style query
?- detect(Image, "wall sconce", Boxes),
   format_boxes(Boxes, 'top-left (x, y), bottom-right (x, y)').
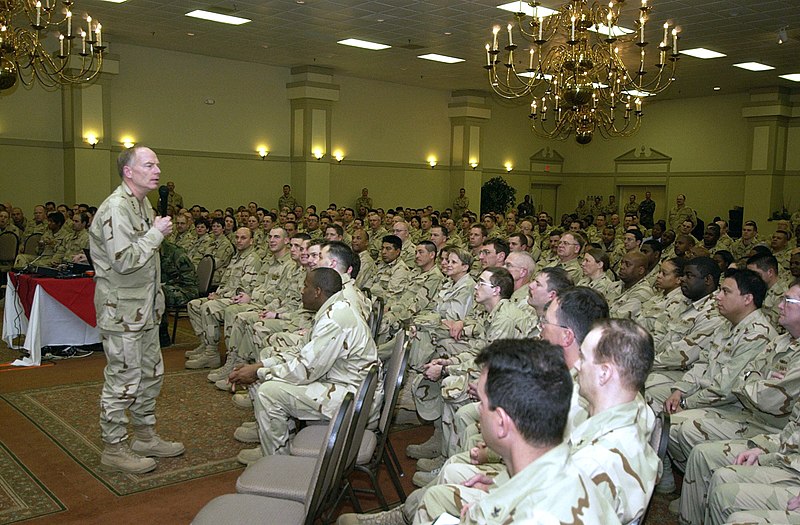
top-left (257, 147), bottom-right (269, 159)
top-left (333, 151), bottom-right (344, 163)
top-left (469, 160), bottom-right (479, 170)
top-left (428, 157), bottom-right (438, 168)
top-left (505, 162), bottom-right (513, 172)
top-left (85, 134), bottom-right (99, 149)
top-left (313, 148), bottom-right (325, 160)
top-left (121, 138), bottom-right (136, 149)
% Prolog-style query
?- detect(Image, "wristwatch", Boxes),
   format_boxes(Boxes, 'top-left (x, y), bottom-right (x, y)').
top-left (679, 397), bottom-right (688, 410)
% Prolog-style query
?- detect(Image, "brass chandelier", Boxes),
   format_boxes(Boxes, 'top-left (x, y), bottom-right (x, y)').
top-left (0, 0), bottom-right (106, 92)
top-left (485, 0), bottom-right (680, 144)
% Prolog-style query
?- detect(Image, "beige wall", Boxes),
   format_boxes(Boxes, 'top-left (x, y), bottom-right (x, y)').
top-left (0, 42), bottom-right (796, 234)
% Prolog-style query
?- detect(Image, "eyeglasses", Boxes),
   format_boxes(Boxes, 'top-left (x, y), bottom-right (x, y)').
top-left (782, 297), bottom-right (800, 305)
top-left (538, 318), bottom-right (570, 330)
top-left (477, 280), bottom-right (497, 288)
top-left (558, 241), bottom-right (579, 246)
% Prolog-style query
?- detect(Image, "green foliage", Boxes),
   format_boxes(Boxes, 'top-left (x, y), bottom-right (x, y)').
top-left (480, 176), bottom-right (517, 216)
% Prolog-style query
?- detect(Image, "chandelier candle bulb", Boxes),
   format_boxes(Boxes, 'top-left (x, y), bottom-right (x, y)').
top-left (486, 44), bottom-right (491, 66)
top-left (66, 10), bottom-right (71, 37)
top-left (493, 26), bottom-right (500, 52)
top-left (639, 17), bottom-right (645, 44)
top-left (86, 16), bottom-right (91, 41)
top-left (58, 34), bottom-right (64, 56)
top-left (35, 2), bottom-right (41, 27)
top-left (80, 30), bottom-right (86, 54)
top-left (671, 28), bottom-right (677, 55)
top-left (571, 16), bottom-right (576, 41)
top-left (529, 48), bottom-right (534, 69)
top-left (662, 22), bottom-right (668, 47)
top-left (538, 17), bottom-right (543, 41)
top-left (96, 24), bottom-right (101, 47)
top-left (507, 24), bottom-right (513, 47)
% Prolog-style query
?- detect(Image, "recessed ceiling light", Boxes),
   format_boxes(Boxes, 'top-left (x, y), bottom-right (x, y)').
top-left (99, 0), bottom-right (127, 3)
top-left (622, 89), bottom-right (653, 97)
top-left (376, 19), bottom-right (384, 22)
top-left (588, 23), bottom-right (634, 36)
top-left (296, 0), bottom-right (305, 4)
top-left (497, 2), bottom-right (557, 18)
top-left (779, 73), bottom-right (800, 82)
top-left (418, 53), bottom-right (465, 64)
top-left (444, 32), bottom-right (452, 36)
top-left (337, 38), bottom-right (391, 50)
top-left (733, 62), bottom-right (774, 71)
top-left (713, 86), bottom-right (721, 91)
top-left (185, 10), bottom-right (251, 25)
top-left (186, 32), bottom-right (195, 36)
top-left (681, 48), bottom-right (726, 59)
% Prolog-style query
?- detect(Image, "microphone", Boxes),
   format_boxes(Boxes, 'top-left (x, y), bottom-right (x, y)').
top-left (20, 253), bottom-right (46, 274)
top-left (158, 185), bottom-right (169, 218)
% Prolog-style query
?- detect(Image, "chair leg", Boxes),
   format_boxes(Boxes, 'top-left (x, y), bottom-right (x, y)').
top-left (386, 439), bottom-right (405, 477)
top-left (383, 453), bottom-right (407, 502)
top-left (171, 308), bottom-right (178, 344)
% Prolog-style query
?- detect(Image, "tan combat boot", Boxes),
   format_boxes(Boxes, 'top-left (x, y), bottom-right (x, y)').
top-left (101, 441), bottom-right (157, 473)
top-left (185, 347), bottom-right (221, 369)
top-left (184, 343), bottom-right (206, 359)
top-left (130, 425), bottom-right (185, 457)
top-left (207, 350), bottom-right (243, 382)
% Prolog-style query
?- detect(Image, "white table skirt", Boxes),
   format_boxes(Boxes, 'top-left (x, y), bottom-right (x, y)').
top-left (3, 276), bottom-right (100, 366)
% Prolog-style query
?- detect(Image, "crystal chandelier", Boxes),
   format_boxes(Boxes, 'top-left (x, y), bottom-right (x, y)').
top-left (485, 0), bottom-right (679, 144)
top-left (0, 0), bottom-right (106, 92)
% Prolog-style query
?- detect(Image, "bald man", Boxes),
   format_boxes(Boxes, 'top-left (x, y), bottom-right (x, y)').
top-left (609, 251), bottom-right (654, 319)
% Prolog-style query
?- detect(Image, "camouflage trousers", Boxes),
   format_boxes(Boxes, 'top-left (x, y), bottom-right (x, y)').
top-left (678, 439), bottom-right (750, 525)
top-left (669, 406), bottom-right (777, 472)
top-left (644, 369), bottom-right (685, 414)
top-left (99, 327), bottom-right (164, 444)
top-left (251, 379), bottom-right (330, 455)
top-left (414, 461), bottom-right (509, 525)
top-left (163, 284), bottom-right (196, 308)
top-left (724, 510), bottom-right (800, 524)
top-left (187, 297), bottom-right (234, 347)
top-left (707, 464), bottom-right (800, 525)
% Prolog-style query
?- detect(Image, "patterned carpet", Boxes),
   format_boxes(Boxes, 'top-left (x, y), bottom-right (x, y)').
top-left (1, 369), bottom-right (252, 497)
top-left (0, 441), bottom-right (65, 524)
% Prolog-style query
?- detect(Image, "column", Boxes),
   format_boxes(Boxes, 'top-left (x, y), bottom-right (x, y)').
top-left (448, 90), bottom-right (491, 216)
top-left (286, 66), bottom-right (339, 209)
top-left (61, 57), bottom-right (119, 206)
top-left (741, 87), bottom-right (795, 228)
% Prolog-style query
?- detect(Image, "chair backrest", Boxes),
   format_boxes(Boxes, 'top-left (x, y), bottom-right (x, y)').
top-left (360, 287), bottom-right (371, 299)
top-left (338, 365), bottom-right (380, 476)
top-left (0, 231), bottom-right (19, 262)
top-left (378, 331), bottom-right (408, 435)
top-left (370, 296), bottom-right (384, 341)
top-left (196, 255), bottom-right (215, 295)
top-left (23, 233), bottom-right (42, 256)
top-left (650, 411), bottom-right (670, 461)
top-left (303, 393), bottom-right (353, 525)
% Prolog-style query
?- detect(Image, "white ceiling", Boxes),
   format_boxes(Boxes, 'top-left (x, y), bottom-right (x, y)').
top-left (73, 0), bottom-right (800, 100)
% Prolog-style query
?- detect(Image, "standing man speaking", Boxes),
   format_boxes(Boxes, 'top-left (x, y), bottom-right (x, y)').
top-left (90, 146), bottom-right (185, 474)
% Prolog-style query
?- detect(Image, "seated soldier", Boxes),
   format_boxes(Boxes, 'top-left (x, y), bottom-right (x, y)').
top-left (206, 217), bottom-right (234, 285)
top-left (747, 253), bottom-right (789, 330)
top-left (158, 241), bottom-right (198, 346)
top-left (370, 234), bottom-right (412, 301)
top-left (635, 257), bottom-right (688, 333)
top-left (228, 268), bottom-right (379, 464)
top-left (13, 211), bottom-right (69, 268)
top-left (50, 211), bottom-right (91, 265)
top-left (608, 251), bottom-right (654, 319)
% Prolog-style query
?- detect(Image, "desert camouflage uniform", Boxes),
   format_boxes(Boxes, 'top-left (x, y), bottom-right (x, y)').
top-left (251, 292), bottom-right (379, 455)
top-left (354, 196), bottom-right (373, 212)
top-left (186, 245), bottom-right (261, 348)
top-left (546, 256), bottom-right (583, 283)
top-left (645, 293), bottom-right (724, 407)
top-left (683, 402), bottom-right (800, 525)
top-left (636, 286), bottom-right (690, 333)
top-left (370, 256), bottom-right (412, 301)
top-left (584, 273), bottom-right (621, 303)
top-left (50, 227), bottom-right (89, 265)
top-left (413, 300), bottom-right (532, 450)
top-left (399, 240), bottom-right (416, 268)
top-left (667, 309), bottom-right (776, 469)
top-left (669, 205), bottom-right (697, 232)
top-left (354, 250), bottom-right (377, 290)
top-left (415, 443), bottom-right (619, 525)
top-left (764, 280), bottom-right (790, 332)
top-left (677, 335), bottom-right (800, 524)
top-left (367, 227), bottom-right (388, 260)
top-left (169, 229), bottom-right (195, 252)
top-left (167, 191), bottom-right (183, 211)
top-left (222, 252), bottom-right (299, 355)
top-left (452, 196), bottom-right (469, 220)
top-left (13, 224), bottom-right (70, 267)
top-left (277, 194), bottom-right (299, 212)
top-left (24, 220), bottom-right (48, 238)
top-left (90, 182), bottom-right (166, 444)
top-left (407, 273), bottom-right (475, 372)
top-left (568, 397), bottom-right (658, 523)
top-left (608, 277), bottom-right (654, 319)
top-left (379, 265), bottom-right (445, 339)
top-left (160, 242), bottom-right (198, 307)
top-left (206, 234), bottom-right (234, 285)
top-left (775, 247), bottom-right (793, 273)
top-left (187, 232), bottom-right (213, 267)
